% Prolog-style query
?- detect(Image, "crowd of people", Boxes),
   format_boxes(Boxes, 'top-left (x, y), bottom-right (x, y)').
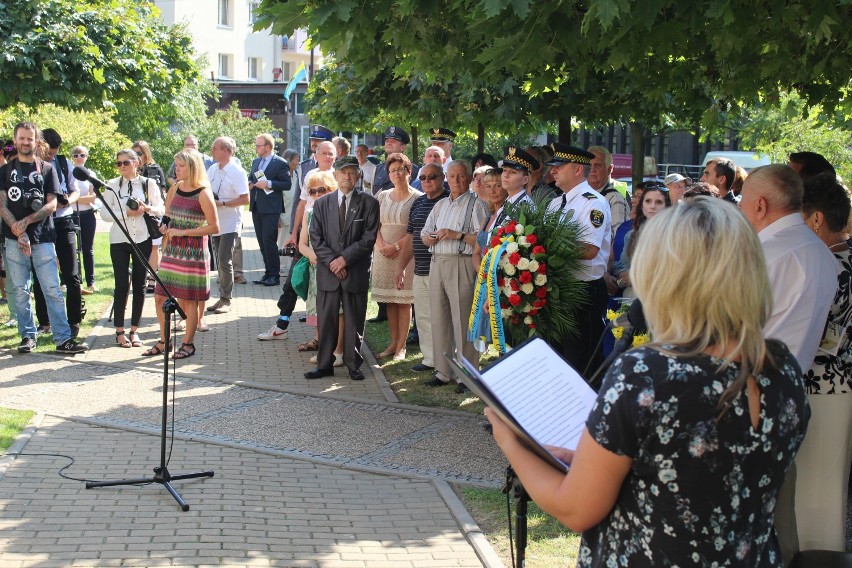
top-left (0, 119), bottom-right (849, 564)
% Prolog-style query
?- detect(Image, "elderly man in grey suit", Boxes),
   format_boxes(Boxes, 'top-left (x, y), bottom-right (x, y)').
top-left (305, 156), bottom-right (379, 381)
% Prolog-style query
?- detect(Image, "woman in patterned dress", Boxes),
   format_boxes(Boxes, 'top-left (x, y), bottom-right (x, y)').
top-left (486, 197), bottom-right (809, 567)
top-left (144, 149), bottom-right (219, 360)
top-left (795, 172), bottom-right (851, 551)
top-left (371, 152), bottom-right (422, 361)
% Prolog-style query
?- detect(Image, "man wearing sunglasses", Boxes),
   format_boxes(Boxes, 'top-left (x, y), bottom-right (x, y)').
top-left (411, 146), bottom-right (446, 191)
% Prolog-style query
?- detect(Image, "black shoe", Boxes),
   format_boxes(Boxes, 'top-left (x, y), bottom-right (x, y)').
top-left (298, 316), bottom-right (307, 323)
top-left (406, 331), bottom-right (419, 345)
top-left (18, 337), bottom-right (36, 353)
top-left (262, 276), bottom-right (280, 286)
top-left (368, 315), bottom-right (387, 323)
top-left (349, 369), bottom-right (365, 381)
top-left (411, 363), bottom-right (434, 372)
top-left (304, 368), bottom-right (334, 379)
top-left (455, 382), bottom-right (470, 394)
top-left (424, 375), bottom-right (450, 387)
top-left (56, 338), bottom-right (89, 355)
top-left (253, 278), bottom-right (266, 284)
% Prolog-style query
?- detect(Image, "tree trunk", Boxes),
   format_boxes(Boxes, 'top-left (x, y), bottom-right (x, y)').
top-left (629, 122), bottom-right (645, 187)
top-left (477, 122), bottom-right (485, 155)
top-left (558, 117), bottom-right (572, 143)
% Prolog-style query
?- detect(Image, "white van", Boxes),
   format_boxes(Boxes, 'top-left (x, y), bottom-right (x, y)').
top-left (701, 151), bottom-right (771, 172)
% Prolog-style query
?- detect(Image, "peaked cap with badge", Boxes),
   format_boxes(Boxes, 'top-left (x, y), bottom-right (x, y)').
top-left (429, 128), bottom-right (456, 143)
top-left (501, 146), bottom-right (540, 172)
top-left (382, 126), bottom-right (410, 145)
top-left (545, 143), bottom-right (595, 166)
top-left (309, 124), bottom-right (335, 141)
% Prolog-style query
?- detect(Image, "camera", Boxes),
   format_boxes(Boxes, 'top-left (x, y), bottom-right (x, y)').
top-left (126, 196), bottom-right (142, 211)
top-left (56, 193), bottom-right (69, 207)
top-left (279, 244), bottom-right (297, 257)
top-left (160, 215), bottom-right (171, 228)
top-left (9, 186), bottom-right (44, 211)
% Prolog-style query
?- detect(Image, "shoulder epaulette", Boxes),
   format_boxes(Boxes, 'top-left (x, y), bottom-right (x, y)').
top-left (582, 192), bottom-right (597, 200)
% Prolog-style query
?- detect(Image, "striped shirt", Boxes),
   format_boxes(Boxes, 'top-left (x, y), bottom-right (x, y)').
top-left (420, 191), bottom-right (489, 257)
top-left (407, 189), bottom-right (449, 276)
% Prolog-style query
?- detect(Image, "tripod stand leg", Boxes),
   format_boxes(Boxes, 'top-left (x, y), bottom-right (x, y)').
top-left (86, 477), bottom-right (155, 489)
top-left (162, 481), bottom-right (190, 512)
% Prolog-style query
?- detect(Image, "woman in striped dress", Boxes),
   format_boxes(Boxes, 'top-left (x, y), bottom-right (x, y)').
top-left (143, 149), bottom-right (219, 359)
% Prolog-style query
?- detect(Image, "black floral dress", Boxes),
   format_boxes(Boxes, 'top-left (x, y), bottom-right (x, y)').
top-left (579, 345), bottom-right (809, 567)
top-left (803, 248), bottom-right (851, 394)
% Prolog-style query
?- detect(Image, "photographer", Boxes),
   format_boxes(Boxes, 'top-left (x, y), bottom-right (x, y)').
top-left (100, 149), bottom-right (164, 348)
top-left (0, 121), bottom-right (87, 354)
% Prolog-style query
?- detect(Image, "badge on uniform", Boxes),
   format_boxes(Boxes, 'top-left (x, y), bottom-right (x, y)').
top-left (590, 210), bottom-right (604, 228)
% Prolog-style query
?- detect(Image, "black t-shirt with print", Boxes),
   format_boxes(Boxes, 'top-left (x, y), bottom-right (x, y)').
top-left (0, 159), bottom-right (61, 244)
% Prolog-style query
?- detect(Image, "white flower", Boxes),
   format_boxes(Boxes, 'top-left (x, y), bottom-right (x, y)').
top-left (524, 316), bottom-right (533, 325)
top-left (517, 236), bottom-right (528, 247)
top-left (506, 242), bottom-right (519, 253)
top-left (522, 305), bottom-right (532, 313)
top-left (520, 283), bottom-right (534, 294)
top-left (517, 257), bottom-right (530, 270)
top-left (498, 256), bottom-right (508, 267)
top-left (503, 285), bottom-right (514, 296)
top-left (504, 264), bottom-right (516, 276)
top-left (501, 309), bottom-right (512, 318)
top-left (527, 260), bottom-right (539, 272)
top-left (514, 224), bottom-right (525, 235)
top-left (534, 274), bottom-right (547, 286)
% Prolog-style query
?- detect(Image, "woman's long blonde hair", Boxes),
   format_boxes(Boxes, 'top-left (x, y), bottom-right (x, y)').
top-left (173, 149), bottom-right (210, 190)
top-left (630, 197), bottom-right (776, 414)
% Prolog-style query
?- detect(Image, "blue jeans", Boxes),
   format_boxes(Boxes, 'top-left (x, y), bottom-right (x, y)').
top-left (5, 240), bottom-right (72, 344)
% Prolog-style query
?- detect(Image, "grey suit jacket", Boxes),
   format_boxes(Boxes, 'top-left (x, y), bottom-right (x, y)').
top-left (310, 189), bottom-right (379, 293)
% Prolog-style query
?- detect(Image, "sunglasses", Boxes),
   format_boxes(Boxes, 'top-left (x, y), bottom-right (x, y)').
top-left (4, 145), bottom-right (14, 153)
top-left (308, 186), bottom-right (328, 196)
top-left (134, 151), bottom-right (143, 157)
top-left (418, 174), bottom-right (440, 181)
top-left (72, 153), bottom-right (87, 159)
top-left (115, 160), bottom-right (134, 167)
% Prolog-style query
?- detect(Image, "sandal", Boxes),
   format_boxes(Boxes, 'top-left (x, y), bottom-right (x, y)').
top-left (115, 330), bottom-right (132, 348)
top-left (129, 332), bottom-right (143, 347)
top-left (142, 339), bottom-right (168, 357)
top-left (173, 342), bottom-right (196, 360)
top-left (297, 338), bottom-right (319, 351)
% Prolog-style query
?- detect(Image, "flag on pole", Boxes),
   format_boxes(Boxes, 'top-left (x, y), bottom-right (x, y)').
top-left (284, 62), bottom-right (307, 100)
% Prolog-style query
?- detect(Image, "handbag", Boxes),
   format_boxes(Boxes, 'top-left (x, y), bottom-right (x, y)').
top-left (290, 256), bottom-right (310, 300)
top-left (142, 212), bottom-right (163, 240)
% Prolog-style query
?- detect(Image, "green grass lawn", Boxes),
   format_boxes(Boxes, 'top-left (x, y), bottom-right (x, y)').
top-left (0, 232), bottom-right (114, 352)
top-left (363, 304), bottom-right (580, 567)
top-left (0, 407), bottom-right (35, 452)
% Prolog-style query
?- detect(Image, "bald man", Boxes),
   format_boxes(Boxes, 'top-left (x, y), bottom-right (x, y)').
top-left (739, 163), bottom-right (838, 566)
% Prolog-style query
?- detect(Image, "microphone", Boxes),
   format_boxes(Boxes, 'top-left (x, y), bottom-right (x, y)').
top-left (591, 299), bottom-right (646, 387)
top-left (610, 299), bottom-right (645, 330)
top-left (72, 166), bottom-right (106, 190)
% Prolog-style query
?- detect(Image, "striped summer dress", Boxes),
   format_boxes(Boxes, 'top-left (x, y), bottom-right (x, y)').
top-left (155, 188), bottom-right (210, 301)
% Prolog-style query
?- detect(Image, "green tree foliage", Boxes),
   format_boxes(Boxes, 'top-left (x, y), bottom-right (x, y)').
top-left (739, 92), bottom-right (852, 181)
top-left (0, 104), bottom-right (130, 177)
top-left (152, 103), bottom-right (280, 171)
top-left (0, 0), bottom-right (202, 110)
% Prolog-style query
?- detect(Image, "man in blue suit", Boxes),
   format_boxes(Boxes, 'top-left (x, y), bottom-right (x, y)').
top-left (249, 133), bottom-right (291, 286)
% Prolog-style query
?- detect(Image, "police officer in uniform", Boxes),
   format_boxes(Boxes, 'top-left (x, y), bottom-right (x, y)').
top-left (372, 126), bottom-right (419, 195)
top-left (428, 128), bottom-right (456, 173)
top-left (545, 143), bottom-right (612, 379)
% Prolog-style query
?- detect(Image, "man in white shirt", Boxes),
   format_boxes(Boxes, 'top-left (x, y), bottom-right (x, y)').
top-left (739, 163), bottom-right (838, 566)
top-left (355, 144), bottom-right (376, 192)
top-left (546, 143), bottom-right (612, 379)
top-left (206, 137), bottom-right (249, 314)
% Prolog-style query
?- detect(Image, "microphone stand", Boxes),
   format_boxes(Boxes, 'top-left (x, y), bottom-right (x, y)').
top-left (503, 466), bottom-right (530, 568)
top-left (82, 176), bottom-right (214, 511)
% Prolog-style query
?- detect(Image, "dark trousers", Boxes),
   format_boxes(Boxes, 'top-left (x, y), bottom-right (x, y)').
top-left (252, 211), bottom-right (280, 279)
top-left (276, 253), bottom-right (300, 317)
top-left (316, 287), bottom-right (368, 373)
top-left (559, 277), bottom-right (608, 381)
top-left (110, 239), bottom-right (152, 328)
top-left (78, 209), bottom-right (97, 287)
top-left (34, 216), bottom-right (82, 326)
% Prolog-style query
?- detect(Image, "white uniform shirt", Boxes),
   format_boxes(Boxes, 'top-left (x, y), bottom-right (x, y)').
top-left (359, 160), bottom-right (376, 191)
top-left (547, 180), bottom-right (612, 281)
top-left (207, 159), bottom-right (249, 236)
top-left (759, 212), bottom-right (839, 370)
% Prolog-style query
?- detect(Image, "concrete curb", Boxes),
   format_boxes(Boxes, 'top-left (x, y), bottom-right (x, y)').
top-left (0, 411), bottom-right (43, 482)
top-left (434, 479), bottom-right (507, 568)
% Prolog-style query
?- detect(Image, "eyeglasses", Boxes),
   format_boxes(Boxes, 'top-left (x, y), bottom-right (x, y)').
top-left (115, 160), bottom-right (134, 167)
top-left (72, 153), bottom-right (87, 159)
top-left (418, 173), bottom-right (440, 181)
top-left (134, 151), bottom-right (143, 157)
top-left (388, 168), bottom-right (409, 176)
top-left (255, 144), bottom-right (270, 148)
top-left (308, 186), bottom-right (328, 196)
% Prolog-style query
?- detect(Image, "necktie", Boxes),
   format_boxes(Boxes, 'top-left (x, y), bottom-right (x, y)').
top-left (560, 193), bottom-right (567, 210)
top-left (339, 194), bottom-right (347, 229)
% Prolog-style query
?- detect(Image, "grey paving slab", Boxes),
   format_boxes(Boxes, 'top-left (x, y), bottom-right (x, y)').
top-left (0, 417), bottom-right (486, 567)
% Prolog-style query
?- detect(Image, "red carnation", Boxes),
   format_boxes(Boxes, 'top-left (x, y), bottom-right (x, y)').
top-left (509, 279), bottom-right (520, 291)
top-left (511, 315), bottom-right (521, 324)
top-left (518, 271), bottom-right (533, 284)
top-left (526, 234), bottom-right (538, 245)
top-left (491, 237), bottom-right (501, 247)
top-left (535, 288), bottom-right (548, 299)
top-left (505, 221), bottom-right (517, 233)
top-left (497, 277), bottom-right (505, 287)
top-left (529, 323), bottom-right (536, 329)
top-left (508, 252), bottom-right (521, 265)
top-left (508, 294), bottom-right (522, 307)
top-left (529, 309), bottom-right (539, 316)
top-left (532, 245), bottom-right (546, 255)
top-left (536, 263), bottom-right (547, 274)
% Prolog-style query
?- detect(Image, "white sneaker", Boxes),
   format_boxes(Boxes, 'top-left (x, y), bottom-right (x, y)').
top-left (257, 325), bottom-right (288, 340)
top-left (310, 353), bottom-right (343, 366)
